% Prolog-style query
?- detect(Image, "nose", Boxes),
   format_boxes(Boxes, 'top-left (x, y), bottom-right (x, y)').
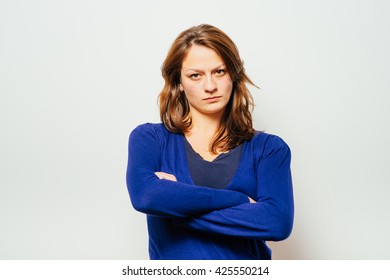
top-left (204, 75), bottom-right (217, 93)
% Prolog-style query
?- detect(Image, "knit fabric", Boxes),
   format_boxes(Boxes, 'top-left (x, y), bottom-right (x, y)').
top-left (126, 123), bottom-right (294, 259)
top-left (183, 136), bottom-right (244, 189)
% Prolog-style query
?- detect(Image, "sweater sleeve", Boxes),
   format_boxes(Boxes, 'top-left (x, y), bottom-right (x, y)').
top-left (126, 124), bottom-right (249, 218)
top-left (173, 135), bottom-right (294, 241)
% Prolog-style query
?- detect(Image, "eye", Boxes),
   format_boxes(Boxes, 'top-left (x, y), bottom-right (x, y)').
top-left (189, 73), bottom-right (200, 80)
top-left (215, 69), bottom-right (226, 76)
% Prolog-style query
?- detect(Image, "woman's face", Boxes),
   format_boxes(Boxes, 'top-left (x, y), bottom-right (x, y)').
top-left (179, 45), bottom-right (233, 118)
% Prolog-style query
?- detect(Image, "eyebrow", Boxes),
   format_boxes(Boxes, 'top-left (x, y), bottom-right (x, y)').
top-left (183, 64), bottom-right (226, 72)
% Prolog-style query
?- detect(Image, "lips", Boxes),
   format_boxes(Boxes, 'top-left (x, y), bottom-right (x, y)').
top-left (203, 96), bottom-right (221, 101)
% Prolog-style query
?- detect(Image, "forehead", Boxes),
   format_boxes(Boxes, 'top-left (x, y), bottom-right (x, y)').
top-left (182, 45), bottom-right (224, 70)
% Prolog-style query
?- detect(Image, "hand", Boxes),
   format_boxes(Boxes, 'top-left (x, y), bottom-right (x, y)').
top-left (248, 196), bottom-right (256, 203)
top-left (155, 172), bottom-right (177, 182)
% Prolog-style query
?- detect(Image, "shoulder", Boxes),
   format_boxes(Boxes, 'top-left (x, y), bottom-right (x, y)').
top-left (129, 123), bottom-right (171, 144)
top-left (131, 122), bottom-right (168, 136)
top-left (248, 131), bottom-right (291, 160)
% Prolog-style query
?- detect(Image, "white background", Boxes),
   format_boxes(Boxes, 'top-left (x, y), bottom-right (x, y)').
top-left (1, 0), bottom-right (389, 259)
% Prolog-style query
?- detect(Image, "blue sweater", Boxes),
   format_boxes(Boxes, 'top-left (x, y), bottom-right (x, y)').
top-left (126, 123), bottom-right (294, 260)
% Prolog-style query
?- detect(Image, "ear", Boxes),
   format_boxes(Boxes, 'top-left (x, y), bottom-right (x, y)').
top-left (179, 83), bottom-right (184, 92)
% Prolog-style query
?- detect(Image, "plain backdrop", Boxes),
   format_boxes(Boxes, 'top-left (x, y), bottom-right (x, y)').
top-left (1, 0), bottom-right (389, 259)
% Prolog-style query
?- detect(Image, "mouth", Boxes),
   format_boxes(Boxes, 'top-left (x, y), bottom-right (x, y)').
top-left (203, 96), bottom-right (221, 101)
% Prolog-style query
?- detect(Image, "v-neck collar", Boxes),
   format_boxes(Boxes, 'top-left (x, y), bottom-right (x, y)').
top-left (179, 134), bottom-right (247, 189)
top-left (183, 136), bottom-right (235, 162)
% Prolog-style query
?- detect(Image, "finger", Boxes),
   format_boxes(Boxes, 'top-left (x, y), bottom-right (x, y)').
top-left (248, 197), bottom-right (256, 203)
top-left (154, 172), bottom-right (177, 181)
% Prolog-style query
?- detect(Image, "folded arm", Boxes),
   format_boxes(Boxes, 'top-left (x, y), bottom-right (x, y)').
top-left (173, 136), bottom-right (294, 241)
top-left (126, 124), bottom-right (249, 218)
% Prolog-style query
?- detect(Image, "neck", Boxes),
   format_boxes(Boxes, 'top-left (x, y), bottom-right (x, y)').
top-left (185, 111), bottom-right (225, 159)
top-left (187, 110), bottom-right (222, 138)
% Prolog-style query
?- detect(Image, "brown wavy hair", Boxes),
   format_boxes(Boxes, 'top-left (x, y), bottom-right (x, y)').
top-left (159, 24), bottom-right (256, 153)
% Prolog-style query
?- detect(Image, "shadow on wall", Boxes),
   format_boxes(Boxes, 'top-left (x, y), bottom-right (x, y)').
top-left (268, 238), bottom-right (306, 260)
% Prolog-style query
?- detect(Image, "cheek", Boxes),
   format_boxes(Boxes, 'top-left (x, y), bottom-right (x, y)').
top-left (220, 78), bottom-right (233, 94)
top-left (182, 83), bottom-right (201, 97)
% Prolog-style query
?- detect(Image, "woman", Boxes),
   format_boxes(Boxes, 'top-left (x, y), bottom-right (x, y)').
top-left (126, 24), bottom-right (294, 260)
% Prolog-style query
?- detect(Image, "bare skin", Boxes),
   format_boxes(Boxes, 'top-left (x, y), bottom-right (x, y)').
top-left (155, 45), bottom-right (255, 203)
top-left (179, 45), bottom-right (233, 161)
top-left (154, 171), bottom-right (177, 182)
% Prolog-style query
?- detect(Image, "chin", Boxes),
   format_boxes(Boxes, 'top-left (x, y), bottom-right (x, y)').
top-left (201, 107), bottom-right (227, 116)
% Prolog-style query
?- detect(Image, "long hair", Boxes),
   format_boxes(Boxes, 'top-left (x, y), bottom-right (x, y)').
top-left (159, 24), bottom-right (256, 153)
